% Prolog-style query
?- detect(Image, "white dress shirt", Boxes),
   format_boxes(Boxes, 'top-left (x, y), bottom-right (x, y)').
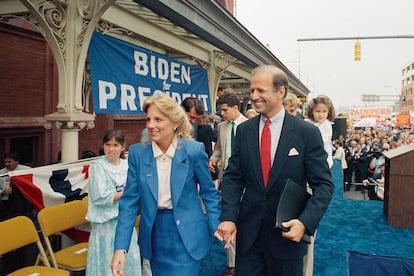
top-left (152, 139), bottom-right (177, 209)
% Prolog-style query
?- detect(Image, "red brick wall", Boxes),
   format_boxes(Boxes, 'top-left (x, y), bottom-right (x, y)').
top-left (0, 22), bottom-right (147, 164)
top-left (0, 25), bottom-right (50, 116)
top-left (78, 115), bottom-right (146, 156)
top-left (0, 23), bottom-right (59, 166)
top-left (217, 0), bottom-right (235, 15)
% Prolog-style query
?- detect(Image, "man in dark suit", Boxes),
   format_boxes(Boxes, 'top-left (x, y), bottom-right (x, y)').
top-left (218, 65), bottom-right (334, 276)
top-left (181, 96), bottom-right (205, 139)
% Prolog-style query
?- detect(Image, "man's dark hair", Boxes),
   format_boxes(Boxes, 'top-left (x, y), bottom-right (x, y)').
top-left (3, 151), bottom-right (20, 161)
top-left (181, 97), bottom-right (205, 115)
top-left (217, 92), bottom-right (240, 108)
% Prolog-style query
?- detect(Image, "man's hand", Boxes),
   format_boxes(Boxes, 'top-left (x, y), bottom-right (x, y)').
top-left (281, 219), bottom-right (305, 243)
top-left (110, 250), bottom-right (126, 276)
top-left (208, 160), bottom-right (216, 173)
top-left (2, 186), bottom-right (12, 195)
top-left (218, 221), bottom-right (237, 248)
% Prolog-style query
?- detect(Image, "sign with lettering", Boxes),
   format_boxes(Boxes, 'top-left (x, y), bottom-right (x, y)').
top-left (396, 114), bottom-right (411, 125)
top-left (348, 107), bottom-right (392, 121)
top-left (88, 32), bottom-right (211, 114)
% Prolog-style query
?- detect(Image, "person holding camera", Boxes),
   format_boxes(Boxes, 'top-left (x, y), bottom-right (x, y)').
top-left (368, 143), bottom-right (388, 176)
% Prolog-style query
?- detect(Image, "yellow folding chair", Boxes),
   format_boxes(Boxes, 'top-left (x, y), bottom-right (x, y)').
top-left (0, 216), bottom-right (69, 276)
top-left (37, 199), bottom-right (89, 272)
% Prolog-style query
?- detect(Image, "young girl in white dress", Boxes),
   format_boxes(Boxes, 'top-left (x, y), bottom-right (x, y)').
top-left (86, 129), bottom-right (141, 276)
top-left (306, 95), bottom-right (336, 168)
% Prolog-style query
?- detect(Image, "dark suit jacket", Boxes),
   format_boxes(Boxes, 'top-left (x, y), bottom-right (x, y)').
top-left (197, 124), bottom-right (217, 158)
top-left (220, 113), bottom-right (334, 259)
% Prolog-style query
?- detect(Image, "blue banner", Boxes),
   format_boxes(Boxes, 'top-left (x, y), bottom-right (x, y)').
top-left (88, 32), bottom-right (211, 114)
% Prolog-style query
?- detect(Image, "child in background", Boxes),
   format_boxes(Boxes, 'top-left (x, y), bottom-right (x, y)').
top-left (86, 129), bottom-right (141, 276)
top-left (306, 95), bottom-right (336, 168)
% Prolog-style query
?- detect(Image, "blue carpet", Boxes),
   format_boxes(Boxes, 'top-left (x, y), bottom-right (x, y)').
top-left (199, 238), bottom-right (226, 276)
top-left (314, 162), bottom-right (414, 275)
top-left (199, 161), bottom-right (414, 275)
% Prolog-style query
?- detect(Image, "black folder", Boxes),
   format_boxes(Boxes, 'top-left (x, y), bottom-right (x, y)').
top-left (275, 178), bottom-right (312, 244)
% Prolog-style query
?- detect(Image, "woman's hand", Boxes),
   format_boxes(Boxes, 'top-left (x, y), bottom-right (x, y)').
top-left (110, 250), bottom-right (126, 276)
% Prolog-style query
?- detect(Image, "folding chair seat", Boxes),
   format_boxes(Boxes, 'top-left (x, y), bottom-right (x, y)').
top-left (0, 216), bottom-right (69, 276)
top-left (37, 199), bottom-right (89, 272)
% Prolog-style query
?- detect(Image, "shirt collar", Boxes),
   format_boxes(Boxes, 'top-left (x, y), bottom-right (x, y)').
top-left (261, 108), bottom-right (285, 124)
top-left (228, 113), bottom-right (244, 125)
top-left (152, 138), bottom-right (177, 159)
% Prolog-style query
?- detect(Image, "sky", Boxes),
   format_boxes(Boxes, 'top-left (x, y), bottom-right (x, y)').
top-left (235, 0), bottom-right (414, 111)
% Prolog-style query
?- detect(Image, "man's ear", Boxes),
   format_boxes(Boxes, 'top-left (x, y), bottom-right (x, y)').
top-left (278, 86), bottom-right (286, 98)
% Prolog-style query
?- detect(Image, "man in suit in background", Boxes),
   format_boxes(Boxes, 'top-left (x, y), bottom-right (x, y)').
top-left (208, 92), bottom-right (247, 275)
top-left (181, 97), bottom-right (205, 139)
top-left (209, 92), bottom-right (248, 184)
top-left (218, 65), bottom-right (334, 276)
top-left (215, 86), bottom-right (225, 118)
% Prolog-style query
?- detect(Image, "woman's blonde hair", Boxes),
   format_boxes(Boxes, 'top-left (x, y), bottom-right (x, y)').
top-left (142, 93), bottom-right (193, 144)
top-left (283, 92), bottom-right (299, 106)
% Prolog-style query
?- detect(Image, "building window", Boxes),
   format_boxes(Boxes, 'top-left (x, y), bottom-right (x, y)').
top-left (0, 136), bottom-right (38, 168)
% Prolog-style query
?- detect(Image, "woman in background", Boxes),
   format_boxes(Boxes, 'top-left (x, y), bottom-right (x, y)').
top-left (86, 129), bottom-right (141, 276)
top-left (333, 140), bottom-right (348, 190)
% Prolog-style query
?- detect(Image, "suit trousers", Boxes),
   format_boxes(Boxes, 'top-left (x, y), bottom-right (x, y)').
top-left (226, 242), bottom-right (236, 268)
top-left (235, 229), bottom-right (303, 276)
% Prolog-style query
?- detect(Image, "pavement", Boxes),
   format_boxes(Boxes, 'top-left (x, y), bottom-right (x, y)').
top-left (343, 184), bottom-right (371, 200)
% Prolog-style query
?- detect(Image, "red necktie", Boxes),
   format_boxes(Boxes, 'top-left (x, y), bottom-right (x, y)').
top-left (261, 119), bottom-right (271, 187)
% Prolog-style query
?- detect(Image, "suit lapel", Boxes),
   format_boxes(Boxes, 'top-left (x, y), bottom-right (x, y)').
top-left (221, 122), bottom-right (229, 155)
top-left (267, 115), bottom-right (295, 190)
top-left (246, 116), bottom-right (263, 188)
top-left (143, 146), bottom-right (158, 201)
top-left (170, 142), bottom-right (188, 208)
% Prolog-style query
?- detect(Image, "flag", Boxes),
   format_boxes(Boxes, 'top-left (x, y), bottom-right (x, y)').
top-left (9, 160), bottom-right (92, 210)
top-left (7, 158), bottom-right (96, 242)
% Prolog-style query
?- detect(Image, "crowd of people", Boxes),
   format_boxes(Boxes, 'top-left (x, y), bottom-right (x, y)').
top-left (333, 124), bottom-right (414, 200)
top-left (4, 63), bottom-right (412, 276)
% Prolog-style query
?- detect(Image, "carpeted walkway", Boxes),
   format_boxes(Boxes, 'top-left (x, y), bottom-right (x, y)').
top-left (314, 162), bottom-right (414, 275)
top-left (199, 162), bottom-right (414, 275)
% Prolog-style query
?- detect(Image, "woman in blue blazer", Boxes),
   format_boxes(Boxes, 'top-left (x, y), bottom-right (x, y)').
top-left (110, 94), bottom-right (222, 276)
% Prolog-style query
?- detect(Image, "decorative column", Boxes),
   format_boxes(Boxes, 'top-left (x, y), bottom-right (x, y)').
top-left (44, 117), bottom-right (95, 162)
top-left (208, 51), bottom-right (236, 114)
top-left (19, 0), bottom-right (115, 161)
